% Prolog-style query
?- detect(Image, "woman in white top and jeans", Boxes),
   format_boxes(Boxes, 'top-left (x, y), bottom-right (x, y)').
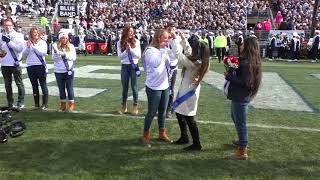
top-left (23, 27), bottom-right (48, 110)
top-left (142, 29), bottom-right (173, 145)
top-left (52, 32), bottom-right (77, 112)
top-left (117, 25), bottom-right (141, 115)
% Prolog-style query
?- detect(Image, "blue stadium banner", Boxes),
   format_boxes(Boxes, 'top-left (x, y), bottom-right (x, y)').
top-left (58, 4), bottom-right (78, 17)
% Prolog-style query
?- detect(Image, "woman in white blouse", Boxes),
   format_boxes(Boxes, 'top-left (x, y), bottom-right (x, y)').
top-left (23, 27), bottom-right (48, 110)
top-left (52, 32), bottom-right (77, 112)
top-left (117, 25), bottom-right (141, 115)
top-left (142, 29), bottom-right (174, 145)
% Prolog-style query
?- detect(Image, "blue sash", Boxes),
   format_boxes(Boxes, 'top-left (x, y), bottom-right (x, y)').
top-left (6, 44), bottom-right (20, 67)
top-left (127, 49), bottom-right (141, 77)
top-left (62, 56), bottom-right (74, 78)
top-left (33, 50), bottom-right (48, 74)
top-left (172, 86), bottom-right (198, 111)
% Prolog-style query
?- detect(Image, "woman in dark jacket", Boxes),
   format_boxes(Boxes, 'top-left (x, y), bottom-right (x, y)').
top-left (225, 37), bottom-right (262, 160)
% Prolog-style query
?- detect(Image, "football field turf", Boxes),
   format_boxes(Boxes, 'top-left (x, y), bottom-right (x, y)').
top-left (0, 56), bottom-right (319, 179)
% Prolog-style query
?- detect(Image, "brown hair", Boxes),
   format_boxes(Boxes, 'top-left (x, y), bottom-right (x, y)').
top-left (149, 29), bottom-right (168, 49)
top-left (241, 36), bottom-right (262, 99)
top-left (28, 27), bottom-right (41, 43)
top-left (3, 18), bottom-right (14, 26)
top-left (183, 35), bottom-right (210, 85)
top-left (120, 25), bottom-right (136, 52)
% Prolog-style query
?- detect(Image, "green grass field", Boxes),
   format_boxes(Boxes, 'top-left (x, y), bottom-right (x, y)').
top-left (0, 56), bottom-right (319, 180)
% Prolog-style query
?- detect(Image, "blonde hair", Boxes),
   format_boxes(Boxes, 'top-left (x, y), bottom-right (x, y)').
top-left (57, 36), bottom-right (71, 52)
top-left (149, 29), bottom-right (168, 49)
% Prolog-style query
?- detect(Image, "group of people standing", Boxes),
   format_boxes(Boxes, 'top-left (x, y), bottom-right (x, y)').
top-left (0, 17), bottom-right (263, 161)
top-left (0, 18), bottom-right (76, 112)
top-left (117, 22), bottom-right (262, 160)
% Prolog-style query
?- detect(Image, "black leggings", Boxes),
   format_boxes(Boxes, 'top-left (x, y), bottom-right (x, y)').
top-left (176, 113), bottom-right (200, 145)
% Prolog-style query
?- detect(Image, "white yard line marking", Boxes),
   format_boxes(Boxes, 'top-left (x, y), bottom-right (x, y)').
top-left (311, 74), bottom-right (320, 80)
top-left (39, 109), bottom-right (320, 133)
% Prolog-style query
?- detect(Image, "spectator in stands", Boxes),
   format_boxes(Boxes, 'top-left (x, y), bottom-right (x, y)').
top-left (275, 11), bottom-right (283, 29)
top-left (52, 31), bottom-right (77, 112)
top-left (116, 25), bottom-right (141, 115)
top-left (0, 18), bottom-right (25, 110)
top-left (23, 27), bottom-right (49, 110)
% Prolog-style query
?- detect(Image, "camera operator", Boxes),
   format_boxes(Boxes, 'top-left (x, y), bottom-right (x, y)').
top-left (0, 18), bottom-right (25, 111)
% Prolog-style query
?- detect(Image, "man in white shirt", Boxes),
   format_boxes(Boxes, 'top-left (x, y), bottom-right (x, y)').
top-left (165, 21), bottom-right (179, 118)
top-left (0, 18), bottom-right (25, 110)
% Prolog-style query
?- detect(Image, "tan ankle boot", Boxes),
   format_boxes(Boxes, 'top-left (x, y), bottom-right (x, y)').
top-left (119, 102), bottom-right (128, 114)
top-left (142, 131), bottom-right (151, 144)
top-left (132, 104), bottom-right (139, 115)
top-left (68, 102), bottom-right (75, 112)
top-left (158, 128), bottom-right (171, 142)
top-left (59, 102), bottom-right (67, 112)
top-left (230, 147), bottom-right (248, 160)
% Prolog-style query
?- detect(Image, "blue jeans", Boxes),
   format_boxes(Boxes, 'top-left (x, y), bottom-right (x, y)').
top-left (27, 65), bottom-right (48, 96)
top-left (121, 64), bottom-right (138, 104)
top-left (231, 100), bottom-right (249, 148)
top-left (144, 86), bottom-right (169, 131)
top-left (55, 72), bottom-right (74, 101)
top-left (1, 66), bottom-right (25, 107)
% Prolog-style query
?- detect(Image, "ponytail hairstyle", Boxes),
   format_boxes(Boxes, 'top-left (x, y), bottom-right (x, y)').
top-left (242, 36), bottom-right (262, 99)
top-left (182, 34), bottom-right (210, 85)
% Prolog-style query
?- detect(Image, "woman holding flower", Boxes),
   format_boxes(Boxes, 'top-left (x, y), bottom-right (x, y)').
top-left (225, 37), bottom-right (262, 160)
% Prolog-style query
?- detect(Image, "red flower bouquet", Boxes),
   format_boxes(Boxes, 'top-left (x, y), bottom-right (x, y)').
top-left (223, 55), bottom-right (240, 96)
top-left (223, 55), bottom-right (240, 72)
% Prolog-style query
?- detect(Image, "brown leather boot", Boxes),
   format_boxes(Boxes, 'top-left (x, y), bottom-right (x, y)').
top-left (59, 101), bottom-right (67, 112)
top-left (68, 102), bottom-right (75, 112)
top-left (142, 131), bottom-right (151, 145)
top-left (158, 128), bottom-right (171, 142)
top-left (119, 102), bottom-right (128, 114)
top-left (132, 104), bottom-right (139, 115)
top-left (230, 147), bottom-right (248, 160)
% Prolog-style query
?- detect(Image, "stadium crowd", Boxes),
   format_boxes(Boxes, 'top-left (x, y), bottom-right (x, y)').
top-left (273, 0), bottom-right (320, 30)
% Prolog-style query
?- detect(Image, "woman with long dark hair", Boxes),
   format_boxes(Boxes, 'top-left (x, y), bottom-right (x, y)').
top-left (225, 36), bottom-right (262, 160)
top-left (23, 27), bottom-right (49, 110)
top-left (117, 25), bottom-right (141, 115)
top-left (170, 33), bottom-right (210, 151)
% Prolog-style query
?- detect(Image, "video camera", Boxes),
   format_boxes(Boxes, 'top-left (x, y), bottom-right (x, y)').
top-left (0, 108), bottom-right (26, 143)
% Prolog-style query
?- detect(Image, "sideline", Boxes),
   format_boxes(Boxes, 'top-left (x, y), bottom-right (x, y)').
top-left (40, 109), bottom-right (320, 133)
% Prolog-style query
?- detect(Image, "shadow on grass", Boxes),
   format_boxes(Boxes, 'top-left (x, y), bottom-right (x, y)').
top-left (0, 138), bottom-right (319, 178)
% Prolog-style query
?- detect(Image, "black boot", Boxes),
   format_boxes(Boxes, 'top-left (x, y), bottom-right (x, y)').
top-left (40, 94), bottom-right (48, 110)
top-left (174, 114), bottom-right (189, 145)
top-left (183, 117), bottom-right (201, 151)
top-left (33, 94), bottom-right (40, 109)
